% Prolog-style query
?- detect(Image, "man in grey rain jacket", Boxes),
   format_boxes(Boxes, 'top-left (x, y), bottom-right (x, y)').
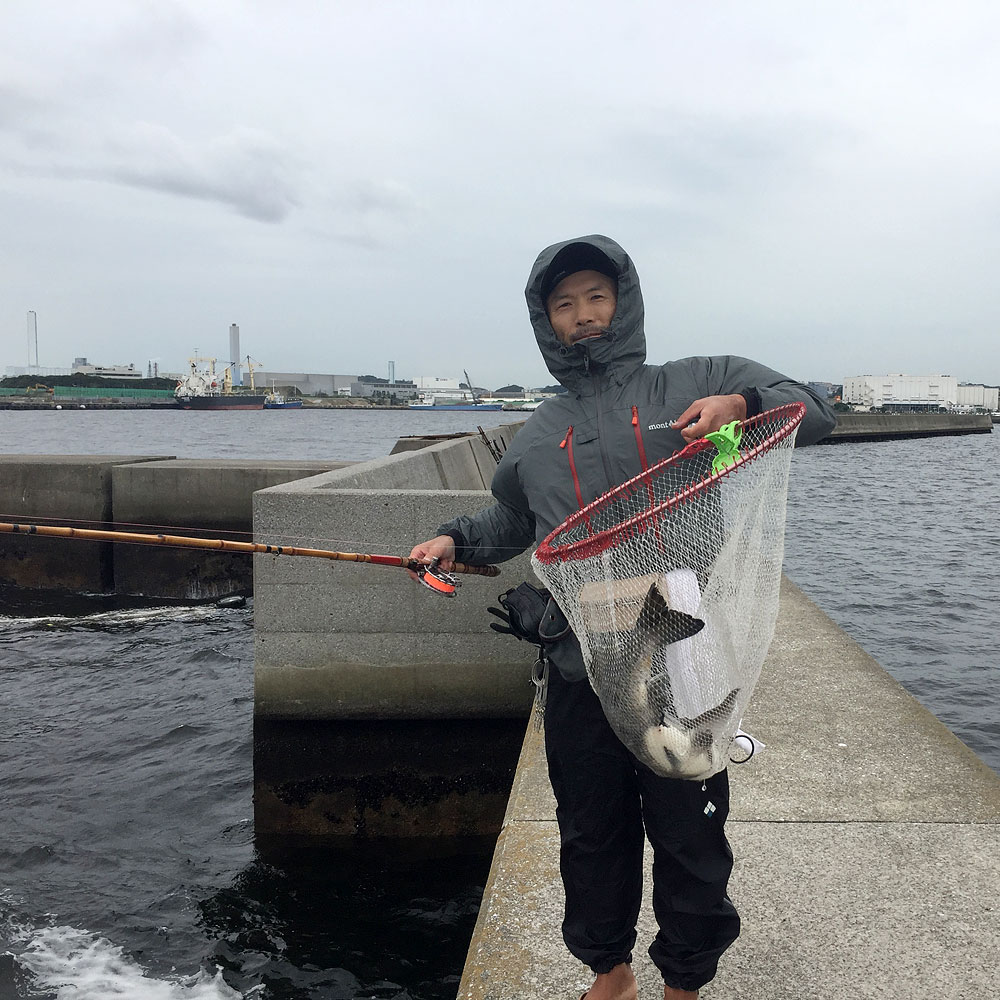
top-left (410, 235), bottom-right (835, 1000)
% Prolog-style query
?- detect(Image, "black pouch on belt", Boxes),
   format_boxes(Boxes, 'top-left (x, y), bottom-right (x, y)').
top-left (488, 582), bottom-right (571, 732)
top-left (487, 582), bottom-right (570, 647)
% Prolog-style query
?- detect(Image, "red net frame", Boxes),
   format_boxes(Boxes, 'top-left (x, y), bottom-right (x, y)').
top-left (534, 402), bottom-right (806, 566)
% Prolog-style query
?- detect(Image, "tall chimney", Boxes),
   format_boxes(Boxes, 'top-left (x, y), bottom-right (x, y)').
top-left (229, 324), bottom-right (241, 384)
top-left (27, 310), bottom-right (38, 367)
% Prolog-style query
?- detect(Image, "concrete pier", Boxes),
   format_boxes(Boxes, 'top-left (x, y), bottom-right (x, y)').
top-left (252, 424), bottom-right (537, 837)
top-left (112, 458), bottom-right (353, 599)
top-left (0, 455), bottom-right (352, 598)
top-left (460, 578), bottom-right (1000, 998)
top-left (0, 454), bottom-right (172, 592)
top-left (820, 411), bottom-right (992, 442)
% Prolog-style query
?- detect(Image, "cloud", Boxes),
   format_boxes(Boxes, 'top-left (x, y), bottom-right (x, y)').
top-left (100, 123), bottom-right (301, 223)
top-left (0, 99), bottom-right (301, 222)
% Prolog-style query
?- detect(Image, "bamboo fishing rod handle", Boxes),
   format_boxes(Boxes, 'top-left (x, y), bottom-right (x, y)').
top-left (410, 559), bottom-right (500, 578)
top-left (452, 561), bottom-right (500, 578)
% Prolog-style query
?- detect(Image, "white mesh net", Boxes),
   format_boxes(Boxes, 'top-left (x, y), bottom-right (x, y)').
top-left (531, 403), bottom-right (805, 780)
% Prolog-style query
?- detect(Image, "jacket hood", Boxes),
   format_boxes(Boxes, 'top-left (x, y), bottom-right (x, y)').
top-left (525, 234), bottom-right (647, 392)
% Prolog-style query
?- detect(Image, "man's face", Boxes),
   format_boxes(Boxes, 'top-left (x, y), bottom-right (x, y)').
top-left (546, 269), bottom-right (618, 347)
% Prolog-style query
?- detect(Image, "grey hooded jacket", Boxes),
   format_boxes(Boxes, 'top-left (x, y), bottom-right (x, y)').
top-left (441, 234), bottom-right (836, 679)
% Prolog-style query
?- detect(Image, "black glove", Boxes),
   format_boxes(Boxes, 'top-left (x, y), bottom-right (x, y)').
top-left (488, 583), bottom-right (571, 646)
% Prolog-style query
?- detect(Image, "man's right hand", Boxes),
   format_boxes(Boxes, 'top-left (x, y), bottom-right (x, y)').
top-left (407, 535), bottom-right (456, 580)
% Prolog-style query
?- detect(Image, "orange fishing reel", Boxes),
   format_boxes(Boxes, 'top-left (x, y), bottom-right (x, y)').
top-left (415, 557), bottom-right (461, 597)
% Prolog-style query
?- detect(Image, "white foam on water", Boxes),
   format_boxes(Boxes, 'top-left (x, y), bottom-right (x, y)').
top-left (15, 924), bottom-right (249, 1000)
top-left (0, 606), bottom-right (219, 629)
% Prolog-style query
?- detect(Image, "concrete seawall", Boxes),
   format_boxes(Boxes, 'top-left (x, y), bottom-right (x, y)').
top-left (0, 454), bottom-right (172, 592)
top-left (460, 577), bottom-right (1000, 998)
top-left (251, 423), bottom-right (537, 837)
top-left (0, 455), bottom-right (352, 597)
top-left (820, 411), bottom-right (992, 442)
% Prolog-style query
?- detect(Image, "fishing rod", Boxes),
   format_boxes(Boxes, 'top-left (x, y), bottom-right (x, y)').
top-left (0, 521), bottom-right (498, 597)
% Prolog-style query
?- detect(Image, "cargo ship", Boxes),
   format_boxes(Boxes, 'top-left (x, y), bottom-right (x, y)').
top-left (174, 356), bottom-right (267, 410)
top-left (407, 369), bottom-right (503, 411)
top-left (264, 391), bottom-right (304, 409)
top-left (407, 393), bottom-right (503, 411)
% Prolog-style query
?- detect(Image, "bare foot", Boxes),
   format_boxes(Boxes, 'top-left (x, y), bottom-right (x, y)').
top-left (663, 986), bottom-right (698, 999)
top-left (582, 962), bottom-right (637, 1000)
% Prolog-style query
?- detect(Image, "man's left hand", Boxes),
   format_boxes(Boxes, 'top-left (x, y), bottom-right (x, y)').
top-left (671, 394), bottom-right (747, 444)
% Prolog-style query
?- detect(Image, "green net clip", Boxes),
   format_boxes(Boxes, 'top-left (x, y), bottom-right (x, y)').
top-left (704, 420), bottom-right (743, 474)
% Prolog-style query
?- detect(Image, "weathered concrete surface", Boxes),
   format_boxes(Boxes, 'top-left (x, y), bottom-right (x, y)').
top-left (0, 454), bottom-right (172, 592)
top-left (252, 424), bottom-right (536, 835)
top-left (112, 458), bottom-right (351, 599)
top-left (821, 411), bottom-right (992, 443)
top-left (253, 488), bottom-right (537, 719)
top-left (253, 424), bottom-right (536, 722)
top-left (389, 432), bottom-right (482, 454)
top-left (460, 578), bottom-right (1000, 999)
top-left (254, 717), bottom-right (525, 837)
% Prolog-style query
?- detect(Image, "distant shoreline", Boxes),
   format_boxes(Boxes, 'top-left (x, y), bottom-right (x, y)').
top-left (0, 400), bottom-right (415, 411)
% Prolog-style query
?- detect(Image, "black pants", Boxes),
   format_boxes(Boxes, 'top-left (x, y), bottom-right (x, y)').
top-left (543, 665), bottom-right (741, 992)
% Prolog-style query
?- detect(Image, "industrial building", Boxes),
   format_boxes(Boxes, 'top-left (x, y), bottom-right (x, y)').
top-left (3, 359), bottom-right (144, 380)
top-left (843, 375), bottom-right (999, 412)
top-left (243, 371), bottom-right (356, 396)
top-left (71, 358), bottom-right (144, 379)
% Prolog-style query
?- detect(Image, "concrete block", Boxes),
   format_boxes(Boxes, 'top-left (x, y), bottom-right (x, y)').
top-left (254, 576), bottom-right (511, 633)
top-left (468, 435), bottom-right (503, 486)
top-left (0, 454), bottom-right (171, 592)
top-left (253, 488), bottom-right (514, 569)
top-left (112, 458), bottom-right (349, 599)
top-left (326, 450), bottom-right (448, 490)
top-left (253, 485), bottom-right (538, 718)
top-left (253, 632), bottom-right (535, 719)
top-left (254, 717), bottom-right (525, 837)
top-left (389, 432), bottom-right (476, 455)
top-left (428, 438), bottom-right (488, 490)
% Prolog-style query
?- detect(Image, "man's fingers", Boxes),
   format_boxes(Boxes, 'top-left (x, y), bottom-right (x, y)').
top-left (407, 537), bottom-right (456, 580)
top-left (679, 420), bottom-right (708, 443)
top-left (671, 401), bottom-right (704, 429)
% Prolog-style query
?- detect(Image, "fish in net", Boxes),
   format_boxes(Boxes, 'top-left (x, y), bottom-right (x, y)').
top-left (531, 403), bottom-right (806, 780)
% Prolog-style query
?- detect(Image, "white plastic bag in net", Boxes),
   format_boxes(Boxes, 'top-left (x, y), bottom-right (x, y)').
top-left (531, 403), bottom-right (805, 780)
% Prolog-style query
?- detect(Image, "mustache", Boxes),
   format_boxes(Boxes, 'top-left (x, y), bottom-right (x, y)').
top-left (569, 325), bottom-right (614, 345)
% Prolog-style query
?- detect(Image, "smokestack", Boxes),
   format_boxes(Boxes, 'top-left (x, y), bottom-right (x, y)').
top-left (27, 311), bottom-right (38, 367)
top-left (388, 360), bottom-right (395, 385)
top-left (229, 324), bottom-right (241, 384)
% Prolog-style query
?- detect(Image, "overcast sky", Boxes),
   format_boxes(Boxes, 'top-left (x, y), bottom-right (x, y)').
top-left (3, 1), bottom-right (998, 389)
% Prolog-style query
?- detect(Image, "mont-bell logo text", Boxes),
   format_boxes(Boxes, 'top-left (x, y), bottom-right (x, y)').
top-left (647, 420), bottom-right (673, 431)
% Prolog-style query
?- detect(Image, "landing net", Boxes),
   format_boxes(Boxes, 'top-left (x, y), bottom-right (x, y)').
top-left (531, 403), bottom-right (805, 780)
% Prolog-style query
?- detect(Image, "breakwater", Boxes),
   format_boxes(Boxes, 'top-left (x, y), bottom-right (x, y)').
top-left (819, 410), bottom-right (992, 442)
top-left (0, 455), bottom-right (354, 598)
